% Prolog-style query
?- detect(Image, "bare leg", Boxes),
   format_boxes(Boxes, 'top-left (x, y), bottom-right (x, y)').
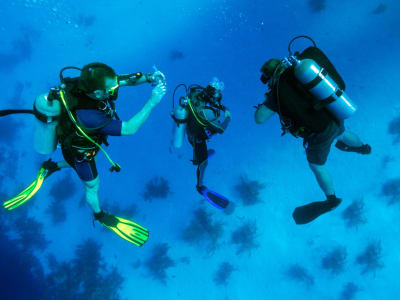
top-left (56, 160), bottom-right (72, 169)
top-left (83, 176), bottom-right (101, 213)
top-left (308, 162), bottom-right (335, 197)
top-left (337, 130), bottom-right (363, 147)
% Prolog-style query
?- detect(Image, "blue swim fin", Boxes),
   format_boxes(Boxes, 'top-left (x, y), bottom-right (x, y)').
top-left (197, 185), bottom-right (229, 209)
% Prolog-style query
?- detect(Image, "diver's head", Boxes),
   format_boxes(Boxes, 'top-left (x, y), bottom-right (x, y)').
top-left (79, 62), bottom-right (119, 101)
top-left (203, 85), bottom-right (222, 105)
top-left (260, 58), bottom-right (281, 84)
top-left (201, 77), bottom-right (224, 105)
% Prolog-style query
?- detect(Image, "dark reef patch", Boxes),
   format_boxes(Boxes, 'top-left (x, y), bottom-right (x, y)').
top-left (231, 220), bottom-right (258, 255)
top-left (321, 246), bottom-right (347, 275)
top-left (307, 0), bottom-right (326, 12)
top-left (286, 264), bottom-right (314, 287)
top-left (181, 207), bottom-right (224, 253)
top-left (142, 176), bottom-right (171, 201)
top-left (341, 199), bottom-right (367, 228)
top-left (356, 241), bottom-right (384, 275)
top-left (234, 175), bottom-right (266, 206)
top-left (381, 178), bottom-right (400, 205)
top-left (213, 262), bottom-right (236, 286)
top-left (145, 243), bottom-right (176, 284)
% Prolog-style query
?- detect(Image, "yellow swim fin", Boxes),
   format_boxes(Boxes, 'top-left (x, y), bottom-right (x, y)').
top-left (94, 211), bottom-right (149, 247)
top-left (3, 159), bottom-right (60, 211)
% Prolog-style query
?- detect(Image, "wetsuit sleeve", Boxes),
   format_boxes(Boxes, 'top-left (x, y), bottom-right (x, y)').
top-left (76, 109), bottom-right (122, 136)
top-left (263, 91), bottom-right (278, 112)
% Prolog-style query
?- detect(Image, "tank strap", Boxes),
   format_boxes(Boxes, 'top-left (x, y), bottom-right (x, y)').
top-left (33, 103), bottom-right (60, 124)
top-left (302, 68), bottom-right (328, 90)
top-left (171, 114), bottom-right (187, 124)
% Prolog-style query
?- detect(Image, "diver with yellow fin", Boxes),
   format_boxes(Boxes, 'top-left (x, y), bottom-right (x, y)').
top-left (254, 36), bottom-right (371, 224)
top-left (171, 78), bottom-right (231, 209)
top-left (1, 63), bottom-right (167, 246)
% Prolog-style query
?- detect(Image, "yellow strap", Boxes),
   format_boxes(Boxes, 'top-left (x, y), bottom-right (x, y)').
top-left (187, 100), bottom-right (207, 127)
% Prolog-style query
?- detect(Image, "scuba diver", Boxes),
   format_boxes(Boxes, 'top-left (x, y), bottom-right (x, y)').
top-left (1, 62), bottom-right (167, 246)
top-left (171, 78), bottom-right (231, 209)
top-left (254, 36), bottom-right (371, 225)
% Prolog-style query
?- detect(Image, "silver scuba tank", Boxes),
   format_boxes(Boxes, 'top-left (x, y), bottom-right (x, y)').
top-left (33, 93), bottom-right (61, 154)
top-left (172, 103), bottom-right (188, 148)
top-left (284, 56), bottom-right (357, 120)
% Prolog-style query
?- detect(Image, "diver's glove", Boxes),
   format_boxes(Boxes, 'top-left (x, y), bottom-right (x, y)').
top-left (94, 211), bottom-right (149, 247)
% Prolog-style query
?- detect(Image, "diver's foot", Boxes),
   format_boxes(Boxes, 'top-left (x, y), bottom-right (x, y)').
top-left (41, 159), bottom-right (61, 179)
top-left (326, 195), bottom-right (342, 211)
top-left (94, 210), bottom-right (149, 246)
top-left (196, 185), bottom-right (207, 195)
top-left (335, 141), bottom-right (371, 154)
top-left (196, 185), bottom-right (230, 209)
top-left (292, 195), bottom-right (342, 225)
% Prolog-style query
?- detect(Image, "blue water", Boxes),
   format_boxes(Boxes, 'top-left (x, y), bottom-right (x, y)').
top-left (1, 0), bottom-right (399, 299)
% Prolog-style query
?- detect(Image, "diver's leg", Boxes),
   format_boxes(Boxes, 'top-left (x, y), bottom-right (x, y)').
top-left (335, 130), bottom-right (371, 154)
top-left (83, 176), bottom-right (101, 213)
top-left (56, 160), bottom-right (72, 169)
top-left (337, 130), bottom-right (363, 147)
top-left (196, 159), bottom-right (208, 188)
top-left (194, 140), bottom-right (209, 190)
top-left (308, 162), bottom-right (335, 197)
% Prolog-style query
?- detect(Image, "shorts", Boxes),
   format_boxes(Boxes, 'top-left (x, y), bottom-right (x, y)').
top-left (61, 147), bottom-right (98, 182)
top-left (305, 120), bottom-right (345, 165)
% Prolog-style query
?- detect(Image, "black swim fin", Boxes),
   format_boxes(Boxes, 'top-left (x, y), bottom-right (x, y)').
top-left (335, 141), bottom-right (371, 154)
top-left (292, 195), bottom-right (341, 225)
top-left (196, 185), bottom-right (230, 209)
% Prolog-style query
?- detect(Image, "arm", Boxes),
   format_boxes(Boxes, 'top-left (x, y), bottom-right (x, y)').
top-left (254, 104), bottom-right (275, 124)
top-left (219, 109), bottom-right (231, 131)
top-left (207, 109), bottom-right (232, 134)
top-left (118, 69), bottom-right (166, 87)
top-left (118, 72), bottom-right (153, 87)
top-left (121, 82), bottom-right (167, 136)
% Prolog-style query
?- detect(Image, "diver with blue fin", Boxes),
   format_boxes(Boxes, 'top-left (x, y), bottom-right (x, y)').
top-left (171, 78), bottom-right (231, 209)
top-left (1, 62), bottom-right (167, 246)
top-left (254, 36), bottom-right (371, 224)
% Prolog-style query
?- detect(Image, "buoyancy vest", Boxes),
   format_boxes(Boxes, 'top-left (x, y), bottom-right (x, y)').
top-left (186, 90), bottom-right (225, 141)
top-left (55, 77), bottom-right (117, 155)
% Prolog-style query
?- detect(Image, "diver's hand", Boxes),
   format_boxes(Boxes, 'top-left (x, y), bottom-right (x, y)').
top-left (150, 81), bottom-right (167, 105)
top-left (151, 70), bottom-right (166, 84)
top-left (148, 66), bottom-right (166, 86)
top-left (224, 110), bottom-right (232, 119)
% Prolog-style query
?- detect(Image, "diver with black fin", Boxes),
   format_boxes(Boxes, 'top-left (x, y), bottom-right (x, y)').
top-left (171, 78), bottom-right (231, 209)
top-left (2, 62), bottom-right (167, 246)
top-left (254, 36), bottom-right (371, 225)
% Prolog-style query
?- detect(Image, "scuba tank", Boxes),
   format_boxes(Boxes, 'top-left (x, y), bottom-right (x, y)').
top-left (171, 84), bottom-right (189, 149)
top-left (33, 91), bottom-right (61, 154)
top-left (172, 103), bottom-right (188, 148)
top-left (282, 36), bottom-right (357, 120)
